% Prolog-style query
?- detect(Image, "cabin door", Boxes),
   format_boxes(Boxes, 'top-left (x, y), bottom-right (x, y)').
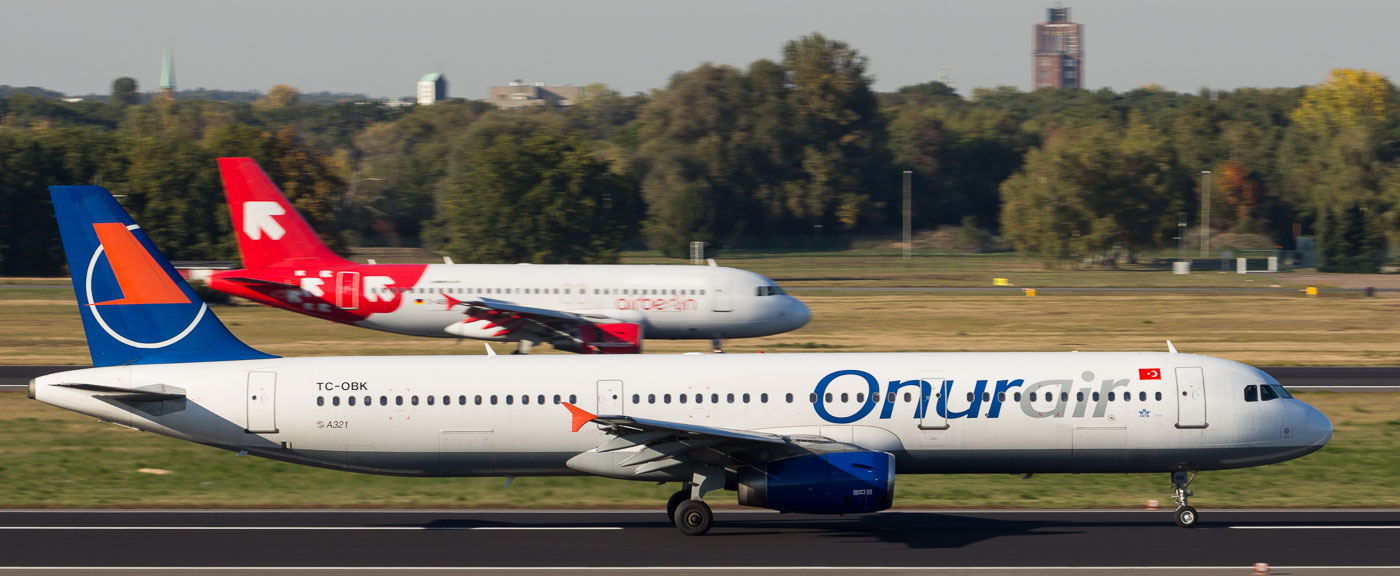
top-left (597, 379), bottom-right (624, 415)
top-left (335, 271), bottom-right (360, 310)
top-left (1174, 367), bottom-right (1208, 429)
top-left (245, 371), bottom-right (278, 433)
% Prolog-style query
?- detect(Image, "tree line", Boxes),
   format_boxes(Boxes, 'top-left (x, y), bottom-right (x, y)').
top-left (3, 34), bottom-right (1399, 275)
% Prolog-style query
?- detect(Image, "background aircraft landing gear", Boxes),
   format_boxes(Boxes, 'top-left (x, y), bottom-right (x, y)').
top-left (711, 337), bottom-right (724, 354)
top-left (512, 341), bottom-right (534, 355)
top-left (1171, 470), bottom-right (1199, 528)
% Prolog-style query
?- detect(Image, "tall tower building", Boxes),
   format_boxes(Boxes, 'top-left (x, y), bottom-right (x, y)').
top-left (160, 44), bottom-right (176, 98)
top-left (1033, 7), bottom-right (1083, 89)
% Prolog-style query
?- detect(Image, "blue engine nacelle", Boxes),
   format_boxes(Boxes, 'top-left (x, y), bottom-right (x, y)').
top-left (736, 450), bottom-right (895, 514)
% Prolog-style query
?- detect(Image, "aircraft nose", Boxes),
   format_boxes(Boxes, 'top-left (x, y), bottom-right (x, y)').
top-left (787, 297), bottom-right (811, 329)
top-left (1303, 403), bottom-right (1333, 447)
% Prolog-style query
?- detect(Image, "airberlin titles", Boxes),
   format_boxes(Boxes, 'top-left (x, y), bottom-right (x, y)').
top-left (812, 368), bottom-right (1163, 424)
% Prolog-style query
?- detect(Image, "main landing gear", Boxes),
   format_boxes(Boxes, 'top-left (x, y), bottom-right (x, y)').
top-left (1171, 470), bottom-right (1199, 528)
top-left (668, 467), bottom-right (723, 535)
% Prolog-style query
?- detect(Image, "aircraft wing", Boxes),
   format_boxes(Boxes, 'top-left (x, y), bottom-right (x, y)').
top-left (55, 383), bottom-right (186, 403)
top-left (445, 296), bottom-right (641, 353)
top-left (450, 296), bottom-right (586, 324)
top-left (562, 403), bottom-right (848, 476)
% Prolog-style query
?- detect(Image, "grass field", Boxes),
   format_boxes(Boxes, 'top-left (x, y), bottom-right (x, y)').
top-left (0, 390), bottom-right (1393, 509)
top-left (3, 251), bottom-right (1399, 509)
top-left (5, 285), bottom-right (1400, 366)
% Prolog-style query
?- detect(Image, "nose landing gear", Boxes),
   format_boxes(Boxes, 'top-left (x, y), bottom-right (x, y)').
top-left (1171, 470), bottom-right (1199, 528)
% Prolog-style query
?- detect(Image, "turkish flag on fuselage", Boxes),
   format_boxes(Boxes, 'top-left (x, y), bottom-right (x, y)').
top-left (1139, 368), bottom-right (1162, 380)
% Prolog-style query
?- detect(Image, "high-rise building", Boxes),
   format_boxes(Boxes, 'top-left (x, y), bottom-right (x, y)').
top-left (1033, 7), bottom-right (1083, 90)
top-left (160, 44), bottom-right (176, 98)
top-left (417, 73), bottom-right (447, 105)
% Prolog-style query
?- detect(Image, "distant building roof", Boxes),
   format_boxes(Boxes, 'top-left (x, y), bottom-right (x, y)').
top-left (420, 73), bottom-right (443, 83)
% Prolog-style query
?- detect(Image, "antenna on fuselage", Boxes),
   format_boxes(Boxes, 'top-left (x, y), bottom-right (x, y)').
top-left (1166, 340), bottom-right (1179, 354)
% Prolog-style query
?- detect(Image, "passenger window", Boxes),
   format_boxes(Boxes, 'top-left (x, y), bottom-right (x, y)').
top-left (998, 392), bottom-right (1005, 402)
top-left (506, 395), bottom-right (514, 405)
top-left (984, 392), bottom-right (991, 402)
top-left (825, 393), bottom-right (833, 403)
top-left (1030, 392), bottom-right (1038, 402)
top-left (396, 396), bottom-right (404, 406)
top-left (632, 394), bottom-right (640, 404)
top-left (521, 395), bottom-right (529, 405)
top-left (841, 393), bottom-right (849, 403)
top-left (1261, 385), bottom-right (1279, 401)
top-left (856, 393), bottom-right (865, 403)
top-left (1092, 392), bottom-right (1099, 401)
top-left (457, 395), bottom-right (464, 405)
top-left (411, 396), bottom-right (419, 406)
top-left (904, 392), bottom-right (912, 402)
top-left (1122, 392), bottom-right (1130, 402)
top-left (810, 393), bottom-right (817, 403)
top-left (711, 394), bottom-right (719, 404)
top-left (695, 394), bottom-right (703, 404)
top-left (475, 395), bottom-right (483, 405)
top-left (664, 394), bottom-right (672, 404)
top-left (1014, 392), bottom-right (1022, 402)
top-left (569, 394), bottom-right (577, 404)
top-left (317, 396), bottom-right (324, 406)
top-left (727, 393), bottom-right (734, 403)
top-left (1076, 392), bottom-right (1083, 402)
top-left (537, 395), bottom-right (545, 405)
top-left (554, 394), bottom-right (562, 404)
top-left (490, 395), bottom-right (498, 405)
top-left (679, 394), bottom-right (687, 404)
top-left (648, 394), bottom-right (656, 404)
top-left (887, 392), bottom-right (896, 403)
top-left (348, 396), bottom-right (356, 406)
top-left (1155, 392), bottom-right (1162, 401)
top-left (1108, 392), bottom-right (1115, 401)
top-left (364, 396), bottom-right (371, 406)
top-left (761, 393), bottom-right (769, 403)
top-left (426, 396), bottom-right (435, 406)
top-left (1139, 392), bottom-right (1146, 402)
top-left (380, 396), bottom-right (387, 406)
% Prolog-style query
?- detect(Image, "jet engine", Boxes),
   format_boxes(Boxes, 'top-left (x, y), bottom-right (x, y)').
top-left (554, 322), bottom-right (643, 354)
top-left (737, 450), bottom-right (895, 514)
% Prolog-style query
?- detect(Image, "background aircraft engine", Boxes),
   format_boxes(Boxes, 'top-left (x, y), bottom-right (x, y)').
top-left (554, 322), bottom-right (642, 354)
top-left (736, 451), bottom-right (895, 514)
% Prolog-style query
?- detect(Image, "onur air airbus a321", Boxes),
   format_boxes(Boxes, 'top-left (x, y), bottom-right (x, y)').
top-left (206, 158), bottom-right (810, 354)
top-left (36, 185), bottom-right (1332, 535)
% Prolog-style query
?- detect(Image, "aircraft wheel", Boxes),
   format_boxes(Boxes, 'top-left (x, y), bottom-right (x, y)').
top-left (1175, 505), bottom-right (1199, 528)
top-left (674, 500), bottom-right (713, 536)
top-left (666, 489), bottom-right (688, 521)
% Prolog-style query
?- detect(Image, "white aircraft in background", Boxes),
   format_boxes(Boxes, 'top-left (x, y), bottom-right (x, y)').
top-left (206, 158), bottom-right (810, 354)
top-left (36, 185), bottom-right (1332, 535)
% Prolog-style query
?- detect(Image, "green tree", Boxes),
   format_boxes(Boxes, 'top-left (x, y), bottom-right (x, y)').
top-left (438, 128), bottom-right (636, 263)
top-left (110, 77), bottom-right (139, 107)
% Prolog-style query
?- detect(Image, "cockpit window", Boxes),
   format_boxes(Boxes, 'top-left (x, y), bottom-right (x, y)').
top-left (1260, 385), bottom-right (1280, 401)
top-left (754, 285), bottom-right (787, 297)
top-left (1273, 385), bottom-right (1293, 399)
top-left (1244, 385), bottom-right (1258, 402)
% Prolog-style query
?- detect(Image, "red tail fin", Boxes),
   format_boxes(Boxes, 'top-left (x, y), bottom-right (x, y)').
top-left (218, 158), bottom-right (347, 269)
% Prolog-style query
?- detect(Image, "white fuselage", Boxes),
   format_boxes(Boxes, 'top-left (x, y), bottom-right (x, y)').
top-left (32, 352), bottom-right (1331, 479)
top-left (379, 264), bottom-right (810, 340)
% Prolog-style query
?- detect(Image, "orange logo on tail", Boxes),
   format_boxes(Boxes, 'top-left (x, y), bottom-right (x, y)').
top-left (91, 223), bottom-right (190, 306)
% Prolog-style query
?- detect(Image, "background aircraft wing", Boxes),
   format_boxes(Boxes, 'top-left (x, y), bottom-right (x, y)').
top-left (446, 296), bottom-right (642, 354)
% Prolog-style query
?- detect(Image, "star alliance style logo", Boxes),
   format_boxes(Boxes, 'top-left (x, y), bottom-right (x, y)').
top-left (1138, 409), bottom-right (1151, 418)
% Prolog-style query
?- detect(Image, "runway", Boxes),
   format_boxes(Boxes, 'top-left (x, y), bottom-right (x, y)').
top-left (4, 365), bottom-right (1397, 390)
top-left (0, 509), bottom-right (1395, 574)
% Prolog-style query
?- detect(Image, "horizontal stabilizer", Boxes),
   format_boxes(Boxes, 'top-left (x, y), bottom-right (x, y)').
top-left (55, 382), bottom-right (186, 402)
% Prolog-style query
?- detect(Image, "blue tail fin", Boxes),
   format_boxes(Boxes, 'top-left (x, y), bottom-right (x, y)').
top-left (50, 186), bottom-right (277, 366)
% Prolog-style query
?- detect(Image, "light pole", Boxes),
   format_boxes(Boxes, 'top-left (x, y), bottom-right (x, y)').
top-left (1199, 170), bottom-right (1211, 258)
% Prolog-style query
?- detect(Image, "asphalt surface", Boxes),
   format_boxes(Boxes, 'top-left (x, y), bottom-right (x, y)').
top-left (4, 365), bottom-right (1397, 390)
top-left (0, 509), bottom-right (1394, 573)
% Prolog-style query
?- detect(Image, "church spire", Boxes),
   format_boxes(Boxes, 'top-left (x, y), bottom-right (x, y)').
top-left (160, 44), bottom-right (176, 98)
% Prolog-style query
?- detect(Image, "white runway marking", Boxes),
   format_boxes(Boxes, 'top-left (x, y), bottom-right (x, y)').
top-left (0, 526), bottom-right (621, 531)
top-left (0, 566), bottom-right (1399, 571)
top-left (1230, 525), bottom-right (1400, 530)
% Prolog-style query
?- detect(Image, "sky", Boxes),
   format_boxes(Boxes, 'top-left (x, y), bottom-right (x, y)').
top-left (3, 0), bottom-right (1399, 99)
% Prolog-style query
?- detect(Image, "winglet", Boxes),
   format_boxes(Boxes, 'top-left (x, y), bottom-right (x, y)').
top-left (562, 402), bottom-right (597, 432)
top-left (1166, 340), bottom-right (1178, 354)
